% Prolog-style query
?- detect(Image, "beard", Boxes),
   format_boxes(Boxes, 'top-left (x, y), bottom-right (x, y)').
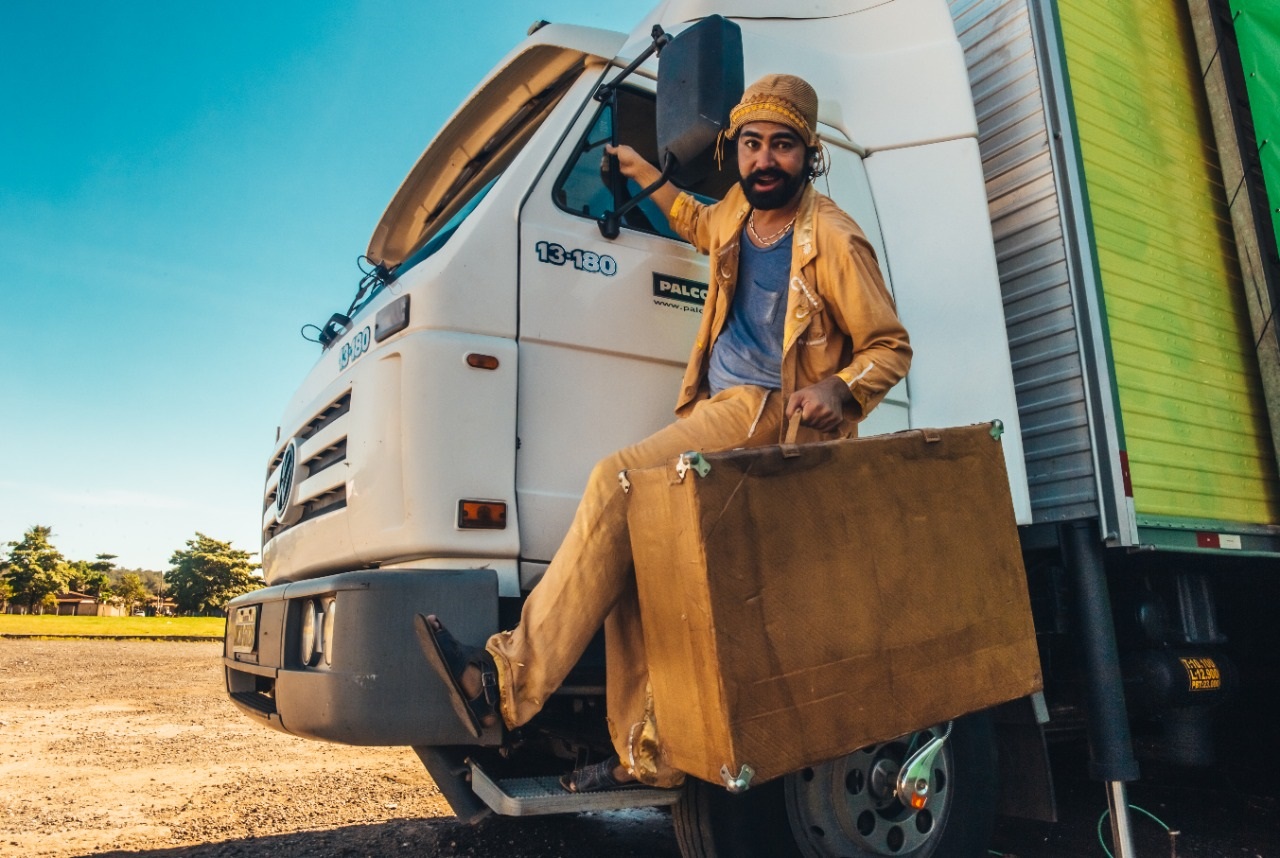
top-left (740, 166), bottom-right (806, 210)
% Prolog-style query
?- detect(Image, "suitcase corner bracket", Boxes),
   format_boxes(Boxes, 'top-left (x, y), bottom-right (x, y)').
top-left (676, 452), bottom-right (711, 481)
top-left (719, 763), bottom-right (755, 794)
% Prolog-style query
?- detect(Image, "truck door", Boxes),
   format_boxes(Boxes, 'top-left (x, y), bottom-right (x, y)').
top-left (516, 84), bottom-right (722, 565)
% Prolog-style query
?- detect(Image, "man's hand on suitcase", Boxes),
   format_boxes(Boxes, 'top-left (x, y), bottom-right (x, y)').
top-left (787, 377), bottom-right (855, 433)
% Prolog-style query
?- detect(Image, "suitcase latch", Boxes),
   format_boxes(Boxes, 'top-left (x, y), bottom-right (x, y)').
top-left (720, 763), bottom-right (755, 794)
top-left (676, 452), bottom-right (710, 481)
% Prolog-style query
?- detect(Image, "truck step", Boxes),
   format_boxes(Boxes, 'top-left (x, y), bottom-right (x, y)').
top-left (469, 760), bottom-right (682, 816)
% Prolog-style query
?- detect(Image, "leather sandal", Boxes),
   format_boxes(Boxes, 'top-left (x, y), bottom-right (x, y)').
top-left (413, 613), bottom-right (499, 739)
top-left (560, 755), bottom-right (631, 793)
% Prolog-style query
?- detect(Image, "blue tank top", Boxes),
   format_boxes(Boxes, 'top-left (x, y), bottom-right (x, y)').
top-left (707, 228), bottom-right (792, 395)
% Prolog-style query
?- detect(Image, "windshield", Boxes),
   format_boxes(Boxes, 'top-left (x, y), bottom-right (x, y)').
top-left (344, 175), bottom-right (501, 320)
top-left (311, 28), bottom-right (625, 346)
top-left (396, 176), bottom-right (500, 277)
top-left (367, 44), bottom-right (599, 269)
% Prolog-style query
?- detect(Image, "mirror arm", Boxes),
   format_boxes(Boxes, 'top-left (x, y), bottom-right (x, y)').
top-left (593, 23), bottom-right (676, 239)
top-left (598, 153), bottom-right (676, 239)
top-left (594, 25), bottom-right (670, 106)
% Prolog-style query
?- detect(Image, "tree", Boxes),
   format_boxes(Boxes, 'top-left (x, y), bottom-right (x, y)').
top-left (64, 557), bottom-right (113, 599)
top-left (82, 570), bottom-right (112, 599)
top-left (84, 553), bottom-right (116, 598)
top-left (166, 533), bottom-right (263, 615)
top-left (63, 560), bottom-right (90, 592)
top-left (111, 567), bottom-right (165, 595)
top-left (4, 525), bottom-right (70, 613)
top-left (113, 573), bottom-right (152, 615)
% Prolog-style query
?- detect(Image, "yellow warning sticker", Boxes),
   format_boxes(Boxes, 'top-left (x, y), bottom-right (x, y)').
top-left (1180, 657), bottom-right (1221, 691)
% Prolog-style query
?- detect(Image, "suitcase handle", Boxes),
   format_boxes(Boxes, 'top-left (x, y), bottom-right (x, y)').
top-left (781, 411), bottom-right (803, 458)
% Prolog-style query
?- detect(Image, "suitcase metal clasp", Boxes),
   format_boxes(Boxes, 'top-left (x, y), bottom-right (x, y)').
top-left (676, 452), bottom-right (711, 481)
top-left (720, 763), bottom-right (755, 794)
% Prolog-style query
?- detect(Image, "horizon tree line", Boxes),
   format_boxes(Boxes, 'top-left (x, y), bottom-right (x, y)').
top-left (1, 525), bottom-right (263, 616)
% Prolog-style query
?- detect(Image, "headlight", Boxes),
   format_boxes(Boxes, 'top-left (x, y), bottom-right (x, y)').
top-left (321, 597), bottom-right (336, 667)
top-left (300, 600), bottom-right (318, 666)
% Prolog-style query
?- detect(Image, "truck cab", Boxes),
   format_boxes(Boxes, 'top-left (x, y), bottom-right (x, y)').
top-left (225, 2), bottom-right (1041, 856)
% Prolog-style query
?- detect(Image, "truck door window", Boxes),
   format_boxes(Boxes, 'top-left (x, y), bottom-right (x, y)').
top-left (553, 86), bottom-right (735, 239)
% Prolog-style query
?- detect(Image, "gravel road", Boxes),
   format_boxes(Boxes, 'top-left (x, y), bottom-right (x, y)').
top-left (0, 638), bottom-right (1275, 858)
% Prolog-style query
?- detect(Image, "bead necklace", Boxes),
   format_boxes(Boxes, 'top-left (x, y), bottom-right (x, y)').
top-left (748, 211), bottom-right (797, 247)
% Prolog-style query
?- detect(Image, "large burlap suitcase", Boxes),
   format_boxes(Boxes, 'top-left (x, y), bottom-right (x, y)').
top-left (625, 422), bottom-right (1042, 789)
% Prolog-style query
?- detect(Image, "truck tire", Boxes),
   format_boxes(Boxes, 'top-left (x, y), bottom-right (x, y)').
top-left (672, 714), bottom-right (997, 858)
top-left (674, 773), bottom-right (801, 858)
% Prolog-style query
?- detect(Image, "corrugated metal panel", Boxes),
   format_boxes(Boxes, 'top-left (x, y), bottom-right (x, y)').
top-left (1057, 0), bottom-right (1279, 525)
top-left (951, 0), bottom-right (1102, 522)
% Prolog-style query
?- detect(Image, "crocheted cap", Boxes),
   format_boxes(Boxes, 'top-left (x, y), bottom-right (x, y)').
top-left (726, 74), bottom-right (819, 145)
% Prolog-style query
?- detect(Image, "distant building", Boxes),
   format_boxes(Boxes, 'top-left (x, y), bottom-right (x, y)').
top-left (53, 592), bottom-right (126, 617)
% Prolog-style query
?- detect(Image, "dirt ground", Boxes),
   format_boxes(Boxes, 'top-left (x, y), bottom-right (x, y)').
top-left (0, 638), bottom-right (1276, 858)
top-left (0, 639), bottom-right (681, 858)
top-left (0, 639), bottom-right (439, 857)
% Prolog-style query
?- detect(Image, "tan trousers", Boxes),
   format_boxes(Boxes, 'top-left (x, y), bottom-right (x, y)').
top-left (486, 385), bottom-right (785, 787)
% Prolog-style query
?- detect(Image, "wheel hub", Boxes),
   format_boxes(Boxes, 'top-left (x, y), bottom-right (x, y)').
top-left (785, 728), bottom-right (951, 857)
top-left (868, 758), bottom-right (902, 807)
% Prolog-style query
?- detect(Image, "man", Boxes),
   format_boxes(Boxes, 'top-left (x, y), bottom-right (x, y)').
top-left (417, 74), bottom-right (911, 792)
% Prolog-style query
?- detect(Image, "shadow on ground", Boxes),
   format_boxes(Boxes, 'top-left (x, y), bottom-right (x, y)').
top-left (89, 711), bottom-right (1280, 858)
top-left (85, 809), bottom-right (682, 858)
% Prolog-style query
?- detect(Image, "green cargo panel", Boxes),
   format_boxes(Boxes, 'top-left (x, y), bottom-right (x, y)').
top-left (1231, 0), bottom-right (1280, 264)
top-left (1057, 0), bottom-right (1279, 527)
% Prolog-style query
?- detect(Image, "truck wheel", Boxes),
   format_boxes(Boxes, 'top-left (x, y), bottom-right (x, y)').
top-left (786, 714), bottom-right (998, 857)
top-left (672, 714), bottom-right (997, 858)
top-left (674, 773), bottom-right (801, 858)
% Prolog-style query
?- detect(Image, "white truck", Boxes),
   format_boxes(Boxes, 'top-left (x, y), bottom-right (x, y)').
top-left (224, 1), bottom-right (1280, 856)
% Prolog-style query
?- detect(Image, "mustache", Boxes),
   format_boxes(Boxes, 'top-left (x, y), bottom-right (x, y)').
top-left (746, 168), bottom-right (787, 186)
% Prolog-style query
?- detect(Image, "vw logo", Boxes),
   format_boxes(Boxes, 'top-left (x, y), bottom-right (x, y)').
top-left (274, 439), bottom-right (299, 524)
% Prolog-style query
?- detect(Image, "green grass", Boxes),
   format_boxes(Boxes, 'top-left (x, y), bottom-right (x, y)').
top-left (0, 615), bottom-right (225, 638)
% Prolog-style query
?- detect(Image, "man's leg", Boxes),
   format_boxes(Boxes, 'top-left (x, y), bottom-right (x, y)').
top-left (486, 386), bottom-right (784, 736)
top-left (603, 577), bottom-right (673, 784)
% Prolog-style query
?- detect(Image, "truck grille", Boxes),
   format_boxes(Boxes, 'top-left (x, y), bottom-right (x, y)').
top-left (263, 392), bottom-right (351, 543)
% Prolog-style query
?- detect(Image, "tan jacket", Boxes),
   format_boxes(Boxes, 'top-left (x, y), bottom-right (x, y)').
top-left (668, 182), bottom-right (912, 439)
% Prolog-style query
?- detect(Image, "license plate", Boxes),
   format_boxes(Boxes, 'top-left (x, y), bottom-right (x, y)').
top-left (232, 605), bottom-right (258, 653)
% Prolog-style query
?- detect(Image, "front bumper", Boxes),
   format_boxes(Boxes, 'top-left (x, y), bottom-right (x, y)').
top-left (223, 568), bottom-right (500, 746)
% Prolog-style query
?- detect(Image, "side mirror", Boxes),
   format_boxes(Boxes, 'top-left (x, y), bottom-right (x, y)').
top-left (594, 15), bottom-right (744, 239)
top-left (656, 15), bottom-right (744, 186)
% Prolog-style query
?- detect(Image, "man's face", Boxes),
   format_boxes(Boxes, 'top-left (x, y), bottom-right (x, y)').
top-left (737, 121), bottom-right (807, 210)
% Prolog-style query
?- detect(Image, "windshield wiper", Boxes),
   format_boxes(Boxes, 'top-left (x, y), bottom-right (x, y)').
top-left (345, 256), bottom-right (391, 318)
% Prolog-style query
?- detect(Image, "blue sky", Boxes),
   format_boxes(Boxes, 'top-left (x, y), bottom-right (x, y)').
top-left (1, 0), bottom-right (652, 570)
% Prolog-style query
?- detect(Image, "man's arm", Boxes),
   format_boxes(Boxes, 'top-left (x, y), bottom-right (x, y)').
top-left (604, 144), bottom-right (682, 223)
top-left (788, 230), bottom-right (912, 432)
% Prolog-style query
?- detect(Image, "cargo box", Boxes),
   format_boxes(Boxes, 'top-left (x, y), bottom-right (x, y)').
top-left (626, 422), bottom-right (1042, 788)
